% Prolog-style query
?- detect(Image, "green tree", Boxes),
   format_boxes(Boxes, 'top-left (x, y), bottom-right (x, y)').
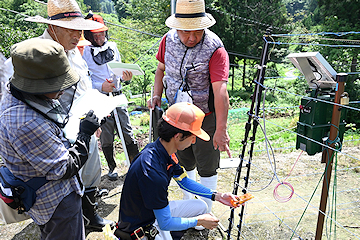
top-left (101, 0), bottom-right (115, 14)
top-left (301, 0), bottom-right (360, 127)
top-left (0, 0), bottom-right (46, 58)
top-left (84, 0), bottom-right (101, 11)
top-left (206, 0), bottom-right (290, 90)
top-left (112, 0), bottom-right (130, 19)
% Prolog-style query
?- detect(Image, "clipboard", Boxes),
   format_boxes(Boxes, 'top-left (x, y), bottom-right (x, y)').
top-left (107, 61), bottom-right (144, 76)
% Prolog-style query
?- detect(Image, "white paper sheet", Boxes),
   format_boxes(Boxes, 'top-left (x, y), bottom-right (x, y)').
top-left (107, 61), bottom-right (144, 76)
top-left (63, 89), bottom-right (128, 142)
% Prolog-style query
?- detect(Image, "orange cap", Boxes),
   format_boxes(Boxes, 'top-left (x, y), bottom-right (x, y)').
top-left (89, 14), bottom-right (108, 33)
top-left (77, 33), bottom-right (91, 47)
top-left (163, 102), bottom-right (210, 141)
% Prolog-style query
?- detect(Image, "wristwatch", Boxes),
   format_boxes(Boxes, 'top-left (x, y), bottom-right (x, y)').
top-left (211, 191), bottom-right (217, 201)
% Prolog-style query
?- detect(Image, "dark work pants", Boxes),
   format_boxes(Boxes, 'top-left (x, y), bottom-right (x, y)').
top-left (176, 112), bottom-right (220, 177)
top-left (39, 191), bottom-right (84, 240)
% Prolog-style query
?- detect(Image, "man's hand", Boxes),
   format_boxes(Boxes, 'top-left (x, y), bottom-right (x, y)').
top-left (122, 70), bottom-right (133, 81)
top-left (147, 95), bottom-right (161, 110)
top-left (148, 62), bottom-right (165, 110)
top-left (196, 213), bottom-right (219, 230)
top-left (102, 80), bottom-right (115, 93)
top-left (214, 192), bottom-right (241, 208)
top-left (213, 129), bottom-right (231, 158)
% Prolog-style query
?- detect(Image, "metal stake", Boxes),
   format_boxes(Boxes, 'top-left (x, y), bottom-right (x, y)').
top-left (113, 106), bottom-right (130, 167)
top-left (227, 28), bottom-right (272, 240)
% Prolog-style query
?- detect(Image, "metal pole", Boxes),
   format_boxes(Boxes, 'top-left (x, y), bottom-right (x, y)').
top-left (149, 86), bottom-right (154, 143)
top-left (171, 0), bottom-right (176, 15)
top-left (227, 28), bottom-right (272, 240)
top-left (315, 73), bottom-right (347, 240)
top-left (113, 108), bottom-right (130, 167)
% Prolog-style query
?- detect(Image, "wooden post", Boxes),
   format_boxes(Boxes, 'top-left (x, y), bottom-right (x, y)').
top-left (315, 73), bottom-right (347, 240)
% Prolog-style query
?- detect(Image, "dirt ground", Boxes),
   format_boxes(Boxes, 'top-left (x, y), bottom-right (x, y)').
top-left (1, 131), bottom-right (360, 239)
top-left (0, 132), bottom-right (221, 240)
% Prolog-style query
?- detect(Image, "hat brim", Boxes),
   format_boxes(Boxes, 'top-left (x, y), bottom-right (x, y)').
top-left (77, 39), bottom-right (91, 47)
top-left (91, 25), bottom-right (108, 33)
top-left (190, 128), bottom-right (210, 141)
top-left (11, 67), bottom-right (80, 94)
top-left (165, 13), bottom-right (216, 30)
top-left (25, 15), bottom-right (104, 31)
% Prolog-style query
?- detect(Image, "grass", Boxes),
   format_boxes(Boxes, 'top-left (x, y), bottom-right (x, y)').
top-left (122, 96), bottom-right (360, 160)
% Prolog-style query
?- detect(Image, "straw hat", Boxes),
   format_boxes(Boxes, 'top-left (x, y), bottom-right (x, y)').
top-left (10, 38), bottom-right (79, 94)
top-left (77, 33), bottom-right (91, 47)
top-left (24, 0), bottom-right (104, 31)
top-left (163, 102), bottom-right (210, 141)
top-left (165, 0), bottom-right (216, 31)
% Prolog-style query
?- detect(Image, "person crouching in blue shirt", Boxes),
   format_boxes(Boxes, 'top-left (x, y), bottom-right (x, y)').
top-left (114, 102), bottom-right (240, 240)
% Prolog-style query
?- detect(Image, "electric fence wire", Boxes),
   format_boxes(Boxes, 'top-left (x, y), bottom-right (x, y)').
top-left (263, 162), bottom-right (359, 239)
top-left (266, 39), bottom-right (360, 48)
top-left (133, 38), bottom-right (162, 64)
top-left (236, 217), bottom-right (259, 240)
top-left (205, 6), bottom-right (286, 32)
top-left (0, 7), bottom-right (29, 17)
top-left (222, 204), bottom-right (259, 240)
top-left (108, 37), bottom-right (139, 45)
top-left (0, 4), bottom-right (162, 63)
top-left (30, 0), bottom-right (162, 38)
top-left (260, 87), bottom-right (294, 200)
top-left (4, 4), bottom-right (360, 238)
top-left (247, 119), bottom-right (360, 238)
top-left (232, 31), bottom-right (360, 238)
top-left (0, 6), bottom-right (268, 67)
top-left (240, 71), bottom-right (360, 238)
top-left (254, 80), bottom-right (360, 119)
top-left (291, 155), bottom-right (360, 239)
top-left (259, 115), bottom-right (360, 163)
top-left (266, 36), bottom-right (360, 48)
top-left (105, 20), bottom-right (162, 38)
top-left (262, 203), bottom-right (303, 239)
top-left (247, 202), bottom-right (358, 218)
top-left (272, 31), bottom-right (360, 37)
top-left (252, 138), bottom-right (360, 153)
top-left (245, 205), bottom-right (359, 226)
top-left (235, 153), bottom-right (360, 191)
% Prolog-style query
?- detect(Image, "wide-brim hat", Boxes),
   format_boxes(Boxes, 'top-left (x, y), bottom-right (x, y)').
top-left (10, 38), bottom-right (80, 94)
top-left (163, 102), bottom-right (210, 141)
top-left (24, 0), bottom-right (104, 31)
top-left (165, 0), bottom-right (216, 30)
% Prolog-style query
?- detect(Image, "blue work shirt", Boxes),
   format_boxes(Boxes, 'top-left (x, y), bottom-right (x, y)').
top-left (118, 138), bottom-right (183, 232)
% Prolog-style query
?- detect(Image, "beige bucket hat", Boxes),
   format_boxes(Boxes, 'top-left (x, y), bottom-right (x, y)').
top-left (10, 38), bottom-right (80, 94)
top-left (25, 0), bottom-right (104, 31)
top-left (165, 0), bottom-right (216, 31)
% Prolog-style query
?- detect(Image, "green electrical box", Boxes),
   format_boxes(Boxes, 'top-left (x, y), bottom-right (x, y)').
top-left (296, 122), bottom-right (346, 155)
top-left (296, 93), bottom-right (347, 155)
top-left (298, 96), bottom-right (347, 126)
